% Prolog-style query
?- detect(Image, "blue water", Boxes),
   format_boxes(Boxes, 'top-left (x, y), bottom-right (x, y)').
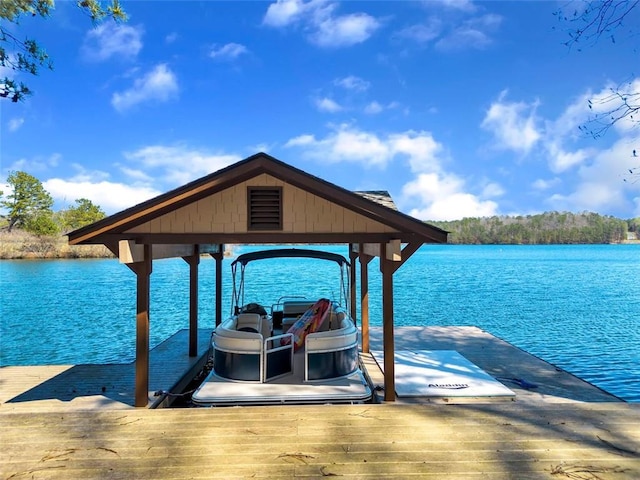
top-left (1, 245), bottom-right (638, 402)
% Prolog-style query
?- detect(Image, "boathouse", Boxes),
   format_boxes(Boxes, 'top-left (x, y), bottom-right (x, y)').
top-left (68, 152), bottom-right (447, 406)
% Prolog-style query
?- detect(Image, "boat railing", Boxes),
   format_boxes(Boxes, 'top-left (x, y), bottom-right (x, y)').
top-left (264, 333), bottom-right (294, 382)
top-left (212, 308), bottom-right (358, 384)
top-left (304, 312), bottom-right (359, 382)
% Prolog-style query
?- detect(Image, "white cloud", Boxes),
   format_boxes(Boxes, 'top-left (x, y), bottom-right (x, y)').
top-left (364, 100), bottom-right (401, 115)
top-left (285, 134), bottom-right (316, 147)
top-left (311, 11), bottom-right (380, 47)
top-left (364, 101), bottom-right (383, 114)
top-left (111, 64), bottom-right (179, 112)
top-left (8, 117), bottom-right (24, 132)
top-left (334, 75), bottom-right (370, 92)
top-left (3, 153), bottom-right (60, 174)
top-left (209, 43), bottom-right (249, 60)
top-left (584, 78), bottom-right (640, 136)
top-left (285, 124), bottom-right (442, 172)
top-left (546, 137), bottom-right (640, 214)
top-left (403, 172), bottom-right (499, 221)
top-left (315, 97), bottom-right (343, 113)
top-left (532, 178), bottom-right (561, 191)
top-left (439, 0), bottom-right (478, 12)
top-left (480, 78), bottom-right (639, 217)
top-left (38, 147), bottom-right (243, 214)
top-left (285, 124), bottom-right (444, 171)
top-left (436, 13), bottom-right (502, 51)
top-left (481, 90), bottom-right (541, 154)
top-left (388, 130), bottom-right (444, 173)
top-left (546, 142), bottom-right (593, 173)
top-left (263, 0), bottom-right (311, 27)
top-left (263, 1), bottom-right (380, 47)
top-left (286, 126), bottom-right (391, 167)
top-left (285, 124), bottom-right (498, 221)
top-left (82, 22), bottom-right (143, 62)
top-left (45, 177), bottom-right (160, 214)
top-left (482, 182), bottom-right (504, 198)
top-left (396, 19), bottom-right (442, 44)
top-left (123, 145), bottom-right (241, 186)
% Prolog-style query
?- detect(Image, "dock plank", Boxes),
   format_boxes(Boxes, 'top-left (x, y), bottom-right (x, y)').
top-left (0, 329), bottom-right (211, 412)
top-left (2, 326), bottom-right (637, 479)
top-left (2, 404), bottom-right (638, 479)
top-left (366, 326), bottom-right (622, 403)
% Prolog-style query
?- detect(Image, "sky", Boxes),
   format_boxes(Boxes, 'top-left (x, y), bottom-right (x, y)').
top-left (1, 0), bottom-right (639, 221)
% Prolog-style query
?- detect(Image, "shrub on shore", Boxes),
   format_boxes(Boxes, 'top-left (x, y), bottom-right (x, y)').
top-left (0, 229), bottom-right (113, 259)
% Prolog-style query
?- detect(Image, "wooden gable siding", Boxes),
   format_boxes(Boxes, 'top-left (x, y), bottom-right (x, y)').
top-left (125, 174), bottom-right (397, 236)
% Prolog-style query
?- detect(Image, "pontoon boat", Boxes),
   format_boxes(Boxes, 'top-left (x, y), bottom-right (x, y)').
top-left (191, 248), bottom-right (373, 406)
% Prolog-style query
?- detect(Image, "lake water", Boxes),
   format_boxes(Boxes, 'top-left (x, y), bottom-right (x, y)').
top-left (1, 244), bottom-right (638, 402)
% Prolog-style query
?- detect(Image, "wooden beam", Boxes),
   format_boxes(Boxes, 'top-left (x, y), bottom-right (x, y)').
top-left (119, 240), bottom-right (196, 263)
top-left (380, 242), bottom-right (396, 402)
top-left (212, 249), bottom-right (223, 326)
top-left (99, 232), bottom-right (424, 246)
top-left (358, 240), bottom-right (401, 260)
top-left (395, 241), bottom-right (423, 272)
top-left (119, 239), bottom-right (143, 264)
top-left (183, 246), bottom-right (200, 357)
top-left (131, 244), bottom-right (152, 408)
top-left (358, 246), bottom-right (374, 353)
top-left (349, 245), bottom-right (358, 322)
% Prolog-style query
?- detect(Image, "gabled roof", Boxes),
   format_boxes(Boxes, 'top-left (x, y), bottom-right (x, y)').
top-left (68, 152), bottom-right (447, 246)
top-left (355, 191), bottom-right (398, 211)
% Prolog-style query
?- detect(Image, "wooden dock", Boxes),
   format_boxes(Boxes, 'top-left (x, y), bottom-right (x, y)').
top-left (365, 326), bottom-right (622, 404)
top-left (2, 403), bottom-right (638, 479)
top-left (0, 329), bottom-right (212, 411)
top-left (2, 326), bottom-right (638, 479)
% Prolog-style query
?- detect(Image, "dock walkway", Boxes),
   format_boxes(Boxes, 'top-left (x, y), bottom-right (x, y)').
top-left (2, 403), bottom-right (638, 479)
top-left (0, 329), bottom-right (212, 411)
top-left (2, 326), bottom-right (638, 478)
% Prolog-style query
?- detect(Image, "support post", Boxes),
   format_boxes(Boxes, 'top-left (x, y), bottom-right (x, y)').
top-left (380, 242), bottom-right (396, 402)
top-left (183, 245), bottom-right (200, 357)
top-left (349, 245), bottom-right (357, 323)
top-left (212, 249), bottom-right (223, 326)
top-left (359, 245), bottom-right (373, 353)
top-left (134, 244), bottom-right (152, 407)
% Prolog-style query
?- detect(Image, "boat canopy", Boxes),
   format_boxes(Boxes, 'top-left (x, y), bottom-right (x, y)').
top-left (230, 248), bottom-right (351, 314)
top-left (231, 248), bottom-right (350, 267)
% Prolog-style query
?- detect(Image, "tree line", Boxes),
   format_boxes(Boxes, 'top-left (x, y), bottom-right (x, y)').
top-left (2, 170), bottom-right (638, 245)
top-left (0, 171), bottom-right (106, 235)
top-left (428, 211), bottom-right (639, 245)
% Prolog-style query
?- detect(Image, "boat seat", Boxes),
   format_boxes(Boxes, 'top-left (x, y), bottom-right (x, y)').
top-left (236, 313), bottom-right (261, 333)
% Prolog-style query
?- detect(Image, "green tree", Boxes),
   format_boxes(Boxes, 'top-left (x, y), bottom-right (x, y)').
top-left (24, 211), bottom-right (59, 236)
top-left (1, 0), bottom-right (126, 102)
top-left (1, 170), bottom-right (54, 232)
top-left (58, 197), bottom-right (106, 231)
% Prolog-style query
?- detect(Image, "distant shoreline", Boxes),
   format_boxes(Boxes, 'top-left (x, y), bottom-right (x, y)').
top-left (0, 229), bottom-right (637, 260)
top-left (0, 230), bottom-right (113, 260)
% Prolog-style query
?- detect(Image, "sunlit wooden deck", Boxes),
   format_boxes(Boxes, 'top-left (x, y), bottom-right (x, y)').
top-left (2, 326), bottom-right (638, 478)
top-left (2, 402), bottom-right (639, 479)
